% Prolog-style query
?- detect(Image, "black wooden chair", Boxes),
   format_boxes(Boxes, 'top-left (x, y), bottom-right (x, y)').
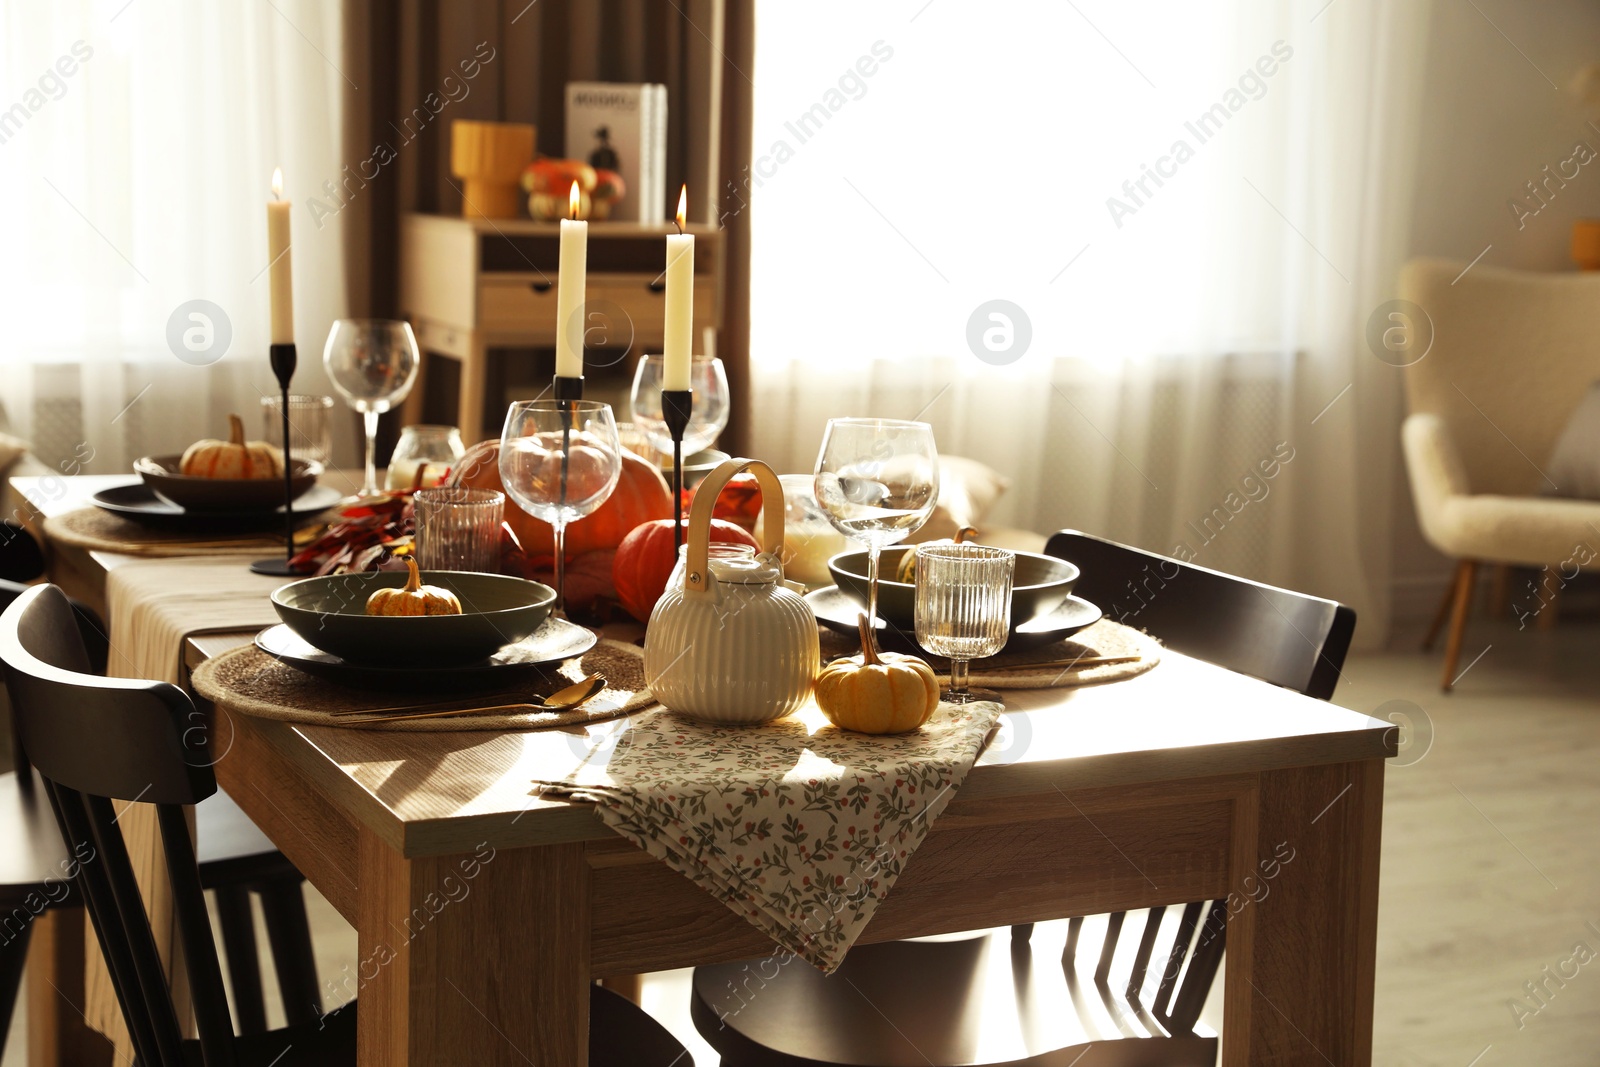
top-left (1, 584), bottom-right (693, 1065)
top-left (0, 568), bottom-right (331, 1048)
top-left (0, 522), bottom-right (46, 585)
top-left (690, 530), bottom-right (1357, 1066)
top-left (1050, 530), bottom-right (1356, 701)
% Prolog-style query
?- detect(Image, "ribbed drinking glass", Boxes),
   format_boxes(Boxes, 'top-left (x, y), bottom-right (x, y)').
top-left (913, 543), bottom-right (1014, 703)
top-left (414, 487), bottom-right (504, 573)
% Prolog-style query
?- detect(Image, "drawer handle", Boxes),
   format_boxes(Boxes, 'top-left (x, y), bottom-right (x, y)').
top-left (647, 279), bottom-right (666, 294)
top-left (528, 280), bottom-right (553, 294)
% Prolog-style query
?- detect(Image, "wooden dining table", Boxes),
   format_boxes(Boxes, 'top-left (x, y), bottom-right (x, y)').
top-left (14, 473), bottom-right (1395, 1067)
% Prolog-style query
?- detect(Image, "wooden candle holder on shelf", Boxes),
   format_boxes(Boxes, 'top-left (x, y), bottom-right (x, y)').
top-left (450, 120), bottom-right (536, 221)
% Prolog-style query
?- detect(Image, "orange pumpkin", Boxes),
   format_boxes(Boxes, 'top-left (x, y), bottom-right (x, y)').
top-left (365, 558), bottom-right (463, 616)
top-left (612, 518), bottom-right (760, 622)
top-left (815, 614), bottom-right (940, 734)
top-left (180, 414), bottom-right (282, 479)
top-left (449, 439), bottom-right (673, 562)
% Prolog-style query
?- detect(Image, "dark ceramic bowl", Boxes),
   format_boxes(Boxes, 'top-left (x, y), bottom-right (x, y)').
top-left (828, 547), bottom-right (1079, 632)
top-left (659, 448), bottom-right (731, 488)
top-left (135, 454), bottom-right (321, 511)
top-left (271, 570), bottom-right (556, 667)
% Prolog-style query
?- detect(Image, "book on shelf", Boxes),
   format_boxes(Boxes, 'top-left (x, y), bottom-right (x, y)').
top-left (565, 81), bottom-right (668, 224)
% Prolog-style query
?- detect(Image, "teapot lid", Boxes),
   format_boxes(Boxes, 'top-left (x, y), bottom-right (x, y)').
top-left (709, 552), bottom-right (781, 585)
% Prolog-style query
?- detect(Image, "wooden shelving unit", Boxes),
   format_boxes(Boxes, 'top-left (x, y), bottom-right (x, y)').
top-left (398, 213), bottom-right (723, 440)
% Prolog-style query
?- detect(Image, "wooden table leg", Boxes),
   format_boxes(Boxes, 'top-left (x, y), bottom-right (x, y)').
top-left (1224, 759), bottom-right (1383, 1066)
top-left (356, 827), bottom-right (591, 1066)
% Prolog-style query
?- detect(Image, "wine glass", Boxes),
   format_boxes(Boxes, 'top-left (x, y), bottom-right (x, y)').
top-left (499, 400), bottom-right (623, 614)
top-left (814, 418), bottom-right (939, 633)
top-left (322, 319), bottom-right (420, 498)
top-left (914, 543), bottom-right (1014, 703)
top-left (260, 394), bottom-right (335, 467)
top-left (630, 354), bottom-right (731, 455)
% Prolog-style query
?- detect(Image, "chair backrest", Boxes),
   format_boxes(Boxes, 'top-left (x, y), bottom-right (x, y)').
top-left (0, 585), bottom-right (237, 1067)
top-left (0, 523), bottom-right (46, 584)
top-left (1046, 530), bottom-right (1355, 701)
top-left (1399, 258), bottom-right (1600, 496)
top-left (0, 579), bottom-right (110, 774)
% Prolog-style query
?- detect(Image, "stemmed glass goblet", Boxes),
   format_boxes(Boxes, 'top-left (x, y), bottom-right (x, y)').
top-left (499, 400), bottom-right (623, 615)
top-left (322, 319), bottom-right (420, 498)
top-left (814, 418), bottom-right (939, 634)
top-left (630, 353), bottom-right (732, 455)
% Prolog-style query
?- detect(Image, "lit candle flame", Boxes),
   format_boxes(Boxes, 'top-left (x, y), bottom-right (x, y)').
top-left (271, 167), bottom-right (284, 200)
top-left (675, 185), bottom-right (687, 235)
top-left (569, 180), bottom-right (580, 220)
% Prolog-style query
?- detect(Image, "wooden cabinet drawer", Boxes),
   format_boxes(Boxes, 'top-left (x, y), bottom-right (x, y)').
top-left (479, 278), bottom-right (561, 338)
top-left (478, 274), bottom-right (718, 342)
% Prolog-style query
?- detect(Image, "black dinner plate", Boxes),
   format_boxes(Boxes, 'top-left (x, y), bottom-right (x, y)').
top-left (92, 482), bottom-right (343, 531)
top-left (806, 585), bottom-right (1103, 654)
top-left (253, 618), bottom-right (599, 690)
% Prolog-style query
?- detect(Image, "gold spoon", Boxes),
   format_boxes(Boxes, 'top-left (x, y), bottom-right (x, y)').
top-left (335, 673), bottom-right (607, 724)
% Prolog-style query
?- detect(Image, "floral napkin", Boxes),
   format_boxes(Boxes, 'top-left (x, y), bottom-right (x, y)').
top-left (538, 701), bottom-right (1000, 971)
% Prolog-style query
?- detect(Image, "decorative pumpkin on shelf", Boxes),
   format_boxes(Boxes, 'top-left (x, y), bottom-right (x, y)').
top-left (895, 526), bottom-right (979, 584)
top-left (590, 168), bottom-right (626, 220)
top-left (179, 414), bottom-right (283, 479)
top-left (365, 557), bottom-right (463, 616)
top-left (612, 517), bottom-right (760, 622)
top-left (449, 439), bottom-right (673, 562)
top-left (815, 614), bottom-right (941, 734)
top-left (520, 157), bottom-right (624, 221)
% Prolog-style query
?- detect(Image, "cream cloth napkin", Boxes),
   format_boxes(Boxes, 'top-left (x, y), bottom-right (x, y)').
top-left (537, 700), bottom-right (1000, 971)
top-left (87, 557), bottom-right (282, 1054)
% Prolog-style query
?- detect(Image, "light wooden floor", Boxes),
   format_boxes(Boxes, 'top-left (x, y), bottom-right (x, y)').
top-left (5, 615), bottom-right (1597, 1064)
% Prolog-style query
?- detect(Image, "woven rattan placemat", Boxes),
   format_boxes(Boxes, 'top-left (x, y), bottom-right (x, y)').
top-left (192, 637), bottom-right (653, 731)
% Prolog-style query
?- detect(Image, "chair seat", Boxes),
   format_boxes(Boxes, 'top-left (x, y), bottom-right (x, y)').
top-left (1433, 492), bottom-right (1600, 567)
top-left (1403, 411), bottom-right (1600, 566)
top-left (0, 772), bottom-right (287, 897)
top-left (692, 919), bottom-right (1219, 1067)
top-left (181, 999), bottom-right (357, 1066)
top-left (172, 988), bottom-right (688, 1067)
top-left (195, 788), bottom-right (300, 887)
top-left (0, 769), bottom-right (70, 906)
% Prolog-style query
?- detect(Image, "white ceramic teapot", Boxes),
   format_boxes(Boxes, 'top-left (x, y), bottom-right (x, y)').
top-left (644, 458), bottom-right (819, 725)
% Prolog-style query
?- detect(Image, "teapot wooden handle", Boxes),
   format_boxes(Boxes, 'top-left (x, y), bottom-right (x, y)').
top-left (684, 458), bottom-right (785, 598)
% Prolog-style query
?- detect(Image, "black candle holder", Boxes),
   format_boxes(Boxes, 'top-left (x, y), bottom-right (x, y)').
top-left (550, 374), bottom-right (583, 614)
top-left (662, 388), bottom-right (693, 553)
top-left (250, 343), bottom-right (303, 577)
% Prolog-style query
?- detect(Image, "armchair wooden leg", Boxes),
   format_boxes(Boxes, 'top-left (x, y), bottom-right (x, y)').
top-left (1537, 569), bottom-right (1561, 630)
top-left (1441, 560), bottom-right (1477, 692)
top-left (1422, 564), bottom-right (1461, 650)
top-left (1488, 564), bottom-right (1512, 618)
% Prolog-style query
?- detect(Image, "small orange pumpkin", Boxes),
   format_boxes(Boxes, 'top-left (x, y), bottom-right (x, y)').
top-left (612, 517), bottom-right (760, 622)
top-left (896, 526), bottom-right (978, 584)
top-left (179, 414), bottom-right (282, 479)
top-left (365, 557), bottom-right (463, 616)
top-left (815, 614), bottom-right (940, 734)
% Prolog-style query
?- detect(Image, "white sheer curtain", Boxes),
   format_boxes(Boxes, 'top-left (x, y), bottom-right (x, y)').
top-left (0, 0), bottom-right (348, 475)
top-left (748, 0), bottom-right (1429, 644)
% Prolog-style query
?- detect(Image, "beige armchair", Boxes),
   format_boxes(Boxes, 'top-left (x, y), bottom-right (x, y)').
top-left (1400, 258), bottom-right (1600, 689)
